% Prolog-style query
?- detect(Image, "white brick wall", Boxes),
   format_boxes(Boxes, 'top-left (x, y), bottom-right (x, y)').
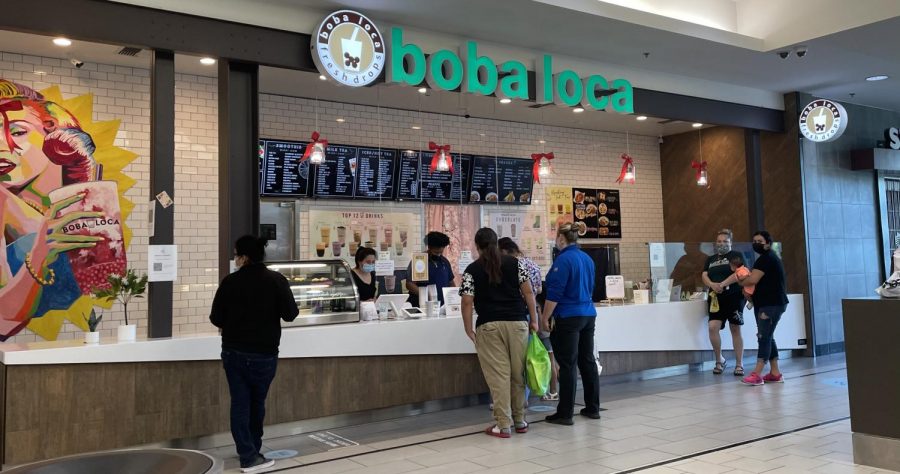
top-left (2, 50), bottom-right (663, 341)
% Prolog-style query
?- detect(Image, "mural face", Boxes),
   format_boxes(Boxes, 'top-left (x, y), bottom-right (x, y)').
top-left (0, 80), bottom-right (137, 341)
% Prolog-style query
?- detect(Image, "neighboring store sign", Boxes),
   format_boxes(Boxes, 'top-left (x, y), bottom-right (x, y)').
top-left (886, 127), bottom-right (899, 150)
top-left (799, 99), bottom-right (848, 143)
top-left (310, 11), bottom-right (633, 112)
top-left (312, 10), bottom-right (385, 87)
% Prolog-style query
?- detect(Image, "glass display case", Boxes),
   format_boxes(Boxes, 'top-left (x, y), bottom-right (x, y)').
top-left (266, 259), bottom-right (360, 326)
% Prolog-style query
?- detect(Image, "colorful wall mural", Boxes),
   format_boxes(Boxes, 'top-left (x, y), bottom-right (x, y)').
top-left (0, 80), bottom-right (137, 341)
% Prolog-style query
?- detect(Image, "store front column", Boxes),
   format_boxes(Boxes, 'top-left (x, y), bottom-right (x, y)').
top-left (218, 61), bottom-right (260, 279)
top-left (148, 49), bottom-right (175, 338)
top-left (745, 128), bottom-right (764, 232)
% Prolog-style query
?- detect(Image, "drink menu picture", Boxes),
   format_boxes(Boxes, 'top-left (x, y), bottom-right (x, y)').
top-left (572, 188), bottom-right (622, 238)
top-left (259, 139), bottom-right (311, 196)
top-left (308, 209), bottom-right (416, 268)
top-left (468, 156), bottom-right (534, 204)
top-left (546, 186), bottom-right (574, 238)
top-left (313, 145), bottom-right (357, 198)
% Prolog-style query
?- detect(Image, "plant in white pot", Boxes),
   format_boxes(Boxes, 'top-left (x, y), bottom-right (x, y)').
top-left (93, 269), bottom-right (147, 342)
top-left (83, 309), bottom-right (103, 344)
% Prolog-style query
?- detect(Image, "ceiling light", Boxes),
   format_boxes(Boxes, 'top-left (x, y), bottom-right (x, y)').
top-left (479, 133), bottom-right (486, 137)
top-left (200, 57), bottom-right (216, 65)
top-left (411, 126), bottom-right (421, 130)
top-left (336, 118), bottom-right (345, 123)
top-left (52, 37), bottom-right (72, 47)
top-left (573, 107), bottom-right (585, 113)
top-left (418, 87), bottom-right (427, 94)
top-left (33, 70), bottom-right (47, 76)
top-left (539, 140), bottom-right (546, 144)
top-left (499, 98), bottom-right (511, 104)
top-left (319, 75), bottom-right (327, 81)
top-left (692, 123), bottom-right (703, 128)
top-left (636, 115), bottom-right (648, 121)
top-left (866, 75), bottom-right (889, 82)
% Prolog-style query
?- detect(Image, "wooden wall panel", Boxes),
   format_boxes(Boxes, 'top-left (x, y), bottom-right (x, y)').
top-left (661, 127), bottom-right (751, 242)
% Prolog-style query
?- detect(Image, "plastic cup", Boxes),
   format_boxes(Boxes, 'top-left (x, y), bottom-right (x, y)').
top-left (384, 225), bottom-right (393, 245)
top-left (315, 243), bottom-right (327, 257)
top-left (349, 241), bottom-right (359, 255)
top-left (384, 275), bottom-right (396, 293)
top-left (340, 28), bottom-right (363, 72)
top-left (332, 241), bottom-right (342, 257)
top-left (320, 225), bottom-right (330, 244)
top-left (337, 226), bottom-right (347, 246)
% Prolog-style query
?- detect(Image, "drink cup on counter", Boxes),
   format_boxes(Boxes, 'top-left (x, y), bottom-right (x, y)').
top-left (320, 225), bottom-right (331, 244)
top-left (427, 284), bottom-right (438, 303)
top-left (315, 242), bottom-right (327, 257)
top-left (48, 181), bottom-right (127, 295)
top-left (337, 226), bottom-right (347, 246)
top-left (384, 275), bottom-right (396, 293)
top-left (332, 241), bottom-right (342, 257)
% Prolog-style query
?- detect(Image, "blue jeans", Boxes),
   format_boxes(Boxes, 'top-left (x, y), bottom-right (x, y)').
top-left (754, 305), bottom-right (786, 361)
top-left (222, 350), bottom-right (278, 467)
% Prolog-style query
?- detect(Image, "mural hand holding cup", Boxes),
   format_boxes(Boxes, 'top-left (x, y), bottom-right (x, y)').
top-left (28, 193), bottom-right (103, 284)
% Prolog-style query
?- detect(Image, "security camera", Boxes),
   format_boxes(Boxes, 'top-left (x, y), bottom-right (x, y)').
top-left (777, 51), bottom-right (790, 60)
top-left (464, 114), bottom-right (471, 119)
top-left (658, 135), bottom-right (664, 144)
top-left (70, 58), bottom-right (84, 68)
top-left (795, 46), bottom-right (808, 58)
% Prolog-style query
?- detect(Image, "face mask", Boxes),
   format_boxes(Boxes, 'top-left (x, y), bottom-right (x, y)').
top-left (715, 243), bottom-right (731, 255)
top-left (362, 263), bottom-right (376, 273)
top-left (752, 243), bottom-right (766, 254)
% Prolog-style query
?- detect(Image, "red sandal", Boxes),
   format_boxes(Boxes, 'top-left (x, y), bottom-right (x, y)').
top-left (485, 425), bottom-right (511, 438)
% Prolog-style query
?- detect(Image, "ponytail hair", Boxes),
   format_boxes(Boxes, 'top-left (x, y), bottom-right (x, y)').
top-left (474, 227), bottom-right (502, 285)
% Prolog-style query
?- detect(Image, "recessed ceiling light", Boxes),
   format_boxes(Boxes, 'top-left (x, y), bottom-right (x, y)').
top-left (499, 98), bottom-right (511, 104)
top-left (573, 107), bottom-right (585, 113)
top-left (418, 87), bottom-right (427, 94)
top-left (539, 140), bottom-right (546, 144)
top-left (692, 123), bottom-right (703, 128)
top-left (33, 70), bottom-right (47, 76)
top-left (636, 115), bottom-right (648, 121)
top-left (479, 133), bottom-right (486, 137)
top-left (319, 75), bottom-right (327, 81)
top-left (411, 126), bottom-right (422, 130)
top-left (866, 75), bottom-right (889, 81)
top-left (52, 37), bottom-right (72, 47)
top-left (336, 118), bottom-right (345, 123)
top-left (200, 57), bottom-right (216, 65)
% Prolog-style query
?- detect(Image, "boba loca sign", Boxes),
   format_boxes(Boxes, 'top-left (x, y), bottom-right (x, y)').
top-left (312, 11), bottom-right (633, 113)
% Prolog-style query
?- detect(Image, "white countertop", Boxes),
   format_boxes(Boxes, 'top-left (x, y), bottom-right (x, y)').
top-left (0, 295), bottom-right (806, 365)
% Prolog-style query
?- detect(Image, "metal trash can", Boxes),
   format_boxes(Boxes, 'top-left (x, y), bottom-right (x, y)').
top-left (4, 448), bottom-right (222, 474)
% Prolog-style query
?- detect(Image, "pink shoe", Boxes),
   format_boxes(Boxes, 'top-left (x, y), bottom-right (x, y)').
top-left (741, 372), bottom-right (764, 386)
top-left (763, 373), bottom-right (784, 383)
top-left (485, 425), bottom-right (511, 438)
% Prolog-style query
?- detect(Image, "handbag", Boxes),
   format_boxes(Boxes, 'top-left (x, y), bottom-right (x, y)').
top-left (525, 331), bottom-right (551, 396)
top-left (876, 271), bottom-right (900, 299)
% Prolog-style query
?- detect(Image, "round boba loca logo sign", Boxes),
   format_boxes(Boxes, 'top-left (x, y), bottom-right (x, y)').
top-left (312, 10), bottom-right (385, 87)
top-left (799, 99), bottom-right (848, 143)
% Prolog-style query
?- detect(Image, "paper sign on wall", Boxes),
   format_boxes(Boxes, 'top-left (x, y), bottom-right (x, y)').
top-left (605, 275), bottom-right (625, 299)
top-left (649, 243), bottom-right (666, 268)
top-left (458, 250), bottom-right (474, 273)
top-left (375, 251), bottom-right (395, 276)
top-left (148, 245), bottom-right (178, 282)
top-left (443, 287), bottom-right (462, 317)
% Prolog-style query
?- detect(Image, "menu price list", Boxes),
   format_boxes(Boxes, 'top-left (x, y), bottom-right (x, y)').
top-left (572, 188), bottom-right (622, 239)
top-left (313, 145), bottom-right (358, 198)
top-left (259, 139), bottom-right (311, 196)
top-left (467, 156), bottom-right (534, 205)
top-left (354, 147), bottom-right (397, 199)
top-left (397, 151), bottom-right (471, 202)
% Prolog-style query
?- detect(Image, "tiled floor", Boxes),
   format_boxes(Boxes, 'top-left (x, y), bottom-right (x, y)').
top-left (208, 355), bottom-right (899, 473)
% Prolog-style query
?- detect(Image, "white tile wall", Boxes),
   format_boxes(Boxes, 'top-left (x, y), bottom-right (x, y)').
top-left (2, 51), bottom-right (663, 341)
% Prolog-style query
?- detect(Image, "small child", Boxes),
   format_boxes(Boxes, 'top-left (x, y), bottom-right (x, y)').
top-left (729, 255), bottom-right (755, 309)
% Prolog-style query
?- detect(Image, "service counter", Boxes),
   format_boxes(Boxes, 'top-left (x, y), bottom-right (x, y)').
top-left (0, 295), bottom-right (806, 466)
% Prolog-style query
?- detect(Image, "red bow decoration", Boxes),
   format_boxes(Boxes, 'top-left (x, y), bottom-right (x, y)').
top-left (531, 152), bottom-right (554, 183)
top-left (691, 160), bottom-right (709, 186)
top-left (302, 131), bottom-right (328, 161)
top-left (616, 153), bottom-right (635, 184)
top-left (428, 141), bottom-right (453, 174)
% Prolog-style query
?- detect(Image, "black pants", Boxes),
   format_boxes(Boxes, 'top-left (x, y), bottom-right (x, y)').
top-left (550, 316), bottom-right (600, 418)
top-left (222, 350), bottom-right (278, 468)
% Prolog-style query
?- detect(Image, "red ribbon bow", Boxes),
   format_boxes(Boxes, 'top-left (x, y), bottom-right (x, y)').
top-left (616, 153), bottom-right (634, 184)
top-left (428, 141), bottom-right (453, 174)
top-left (691, 160), bottom-right (708, 186)
top-left (302, 131), bottom-right (328, 161)
top-left (531, 152), bottom-right (554, 183)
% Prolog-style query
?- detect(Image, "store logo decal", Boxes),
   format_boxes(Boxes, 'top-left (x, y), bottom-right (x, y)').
top-left (799, 99), bottom-right (848, 143)
top-left (312, 10), bottom-right (385, 87)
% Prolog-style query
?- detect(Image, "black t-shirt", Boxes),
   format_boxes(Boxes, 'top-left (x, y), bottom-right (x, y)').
top-left (704, 251), bottom-right (742, 296)
top-left (351, 270), bottom-right (377, 301)
top-left (460, 255), bottom-right (529, 326)
top-left (752, 250), bottom-right (789, 307)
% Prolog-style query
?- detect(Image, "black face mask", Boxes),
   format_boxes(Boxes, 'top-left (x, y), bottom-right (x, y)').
top-left (752, 243), bottom-right (767, 254)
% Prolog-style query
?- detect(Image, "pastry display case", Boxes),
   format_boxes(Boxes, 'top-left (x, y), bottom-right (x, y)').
top-left (266, 259), bottom-right (360, 326)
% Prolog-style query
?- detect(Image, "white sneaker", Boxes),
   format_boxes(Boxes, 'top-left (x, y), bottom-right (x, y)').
top-left (241, 458), bottom-right (275, 473)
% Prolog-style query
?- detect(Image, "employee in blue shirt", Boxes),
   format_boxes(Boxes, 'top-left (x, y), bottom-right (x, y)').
top-left (406, 231), bottom-right (455, 307)
top-left (541, 223), bottom-right (601, 425)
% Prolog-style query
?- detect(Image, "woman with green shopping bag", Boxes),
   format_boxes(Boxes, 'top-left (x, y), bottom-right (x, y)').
top-left (460, 228), bottom-right (539, 438)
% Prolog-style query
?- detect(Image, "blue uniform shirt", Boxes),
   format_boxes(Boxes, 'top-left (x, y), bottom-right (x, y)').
top-left (545, 245), bottom-right (596, 318)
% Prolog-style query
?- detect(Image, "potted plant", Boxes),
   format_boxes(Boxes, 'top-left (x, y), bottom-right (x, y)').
top-left (83, 309), bottom-right (103, 344)
top-left (93, 269), bottom-right (148, 342)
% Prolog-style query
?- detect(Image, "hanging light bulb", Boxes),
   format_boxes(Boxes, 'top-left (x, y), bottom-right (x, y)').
top-left (624, 161), bottom-right (635, 182)
top-left (309, 141), bottom-right (326, 164)
top-left (436, 149), bottom-right (450, 172)
top-left (538, 158), bottom-right (551, 177)
top-left (696, 169), bottom-right (708, 187)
